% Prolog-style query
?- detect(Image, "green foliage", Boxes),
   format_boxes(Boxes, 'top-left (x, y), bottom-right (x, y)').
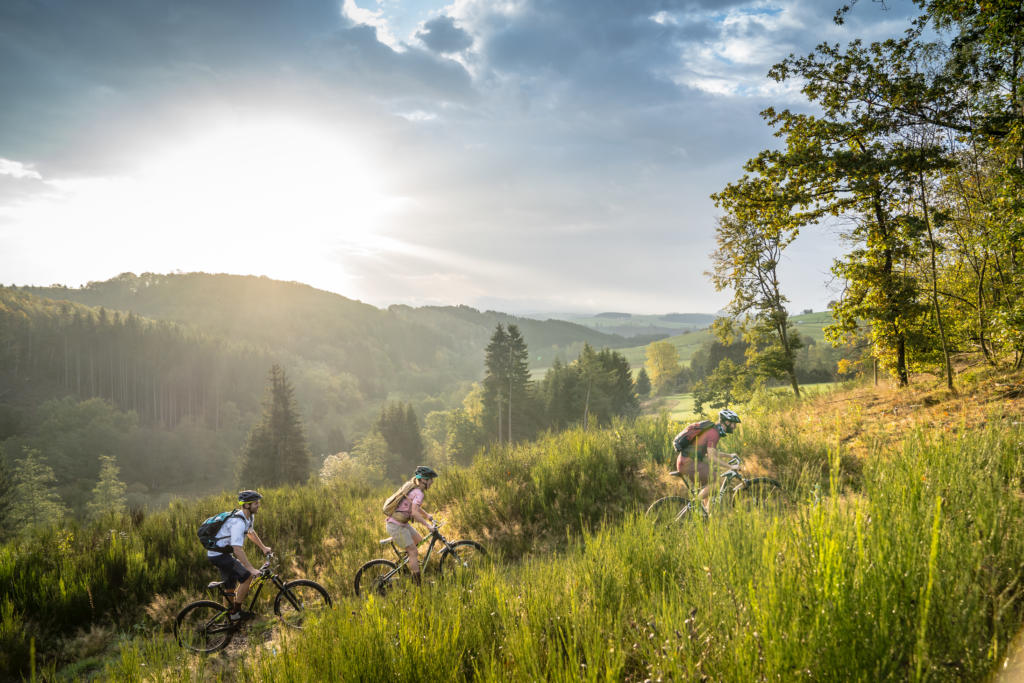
top-left (86, 455), bottom-right (127, 522)
top-left (141, 423), bottom-right (1022, 683)
top-left (482, 324), bottom-right (535, 444)
top-left (538, 345), bottom-right (639, 430)
top-left (634, 367), bottom-right (651, 397)
top-left (240, 365), bottom-right (311, 488)
top-left (5, 447), bottom-right (67, 537)
top-left (423, 408), bottom-right (485, 468)
top-left (691, 359), bottom-right (753, 413)
top-left (318, 451), bottom-right (386, 489)
top-left (644, 340), bottom-right (681, 395)
top-left (375, 402), bottom-right (425, 480)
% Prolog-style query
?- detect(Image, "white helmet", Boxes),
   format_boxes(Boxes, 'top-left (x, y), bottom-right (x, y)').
top-left (719, 409), bottom-right (741, 424)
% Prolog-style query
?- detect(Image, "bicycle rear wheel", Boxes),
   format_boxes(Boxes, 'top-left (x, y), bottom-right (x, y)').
top-left (174, 600), bottom-right (234, 653)
top-left (645, 496), bottom-right (693, 524)
top-left (730, 478), bottom-right (786, 514)
top-left (274, 579), bottom-right (333, 629)
top-left (354, 559), bottom-right (401, 597)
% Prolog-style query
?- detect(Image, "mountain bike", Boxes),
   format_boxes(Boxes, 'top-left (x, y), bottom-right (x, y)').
top-left (354, 521), bottom-right (487, 597)
top-left (645, 456), bottom-right (786, 524)
top-left (174, 553), bottom-right (332, 653)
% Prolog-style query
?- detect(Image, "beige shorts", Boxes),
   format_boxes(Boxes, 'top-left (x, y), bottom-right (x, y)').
top-left (386, 520), bottom-right (415, 548)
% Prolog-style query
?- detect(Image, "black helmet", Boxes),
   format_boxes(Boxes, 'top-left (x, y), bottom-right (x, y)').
top-left (238, 490), bottom-right (263, 504)
top-left (414, 465), bottom-right (438, 480)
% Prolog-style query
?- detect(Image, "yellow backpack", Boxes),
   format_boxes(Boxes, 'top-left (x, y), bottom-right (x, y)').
top-left (382, 479), bottom-right (418, 518)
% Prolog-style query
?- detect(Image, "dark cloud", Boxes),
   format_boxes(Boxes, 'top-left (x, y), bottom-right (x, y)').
top-left (416, 16), bottom-right (473, 54)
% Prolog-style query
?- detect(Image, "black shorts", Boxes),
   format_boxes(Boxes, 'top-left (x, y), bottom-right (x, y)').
top-left (208, 552), bottom-right (252, 589)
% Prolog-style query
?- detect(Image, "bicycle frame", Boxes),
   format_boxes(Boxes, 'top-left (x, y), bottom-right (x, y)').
top-left (671, 459), bottom-right (748, 509)
top-left (213, 558), bottom-right (303, 613)
top-left (378, 526), bottom-right (455, 581)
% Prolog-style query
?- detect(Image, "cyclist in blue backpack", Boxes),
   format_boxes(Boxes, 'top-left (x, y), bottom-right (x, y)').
top-left (207, 490), bottom-right (272, 623)
top-left (674, 409), bottom-right (742, 514)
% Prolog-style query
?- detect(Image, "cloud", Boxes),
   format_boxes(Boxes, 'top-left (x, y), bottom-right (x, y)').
top-left (416, 16), bottom-right (474, 54)
top-left (0, 0), bottom-right (925, 313)
top-left (0, 159), bottom-right (42, 181)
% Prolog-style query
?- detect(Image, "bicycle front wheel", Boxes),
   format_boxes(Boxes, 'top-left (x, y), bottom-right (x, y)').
top-left (645, 496), bottom-right (692, 524)
top-left (174, 600), bottom-right (234, 653)
top-left (439, 540), bottom-right (487, 582)
top-left (274, 579), bottom-right (333, 629)
top-left (731, 478), bottom-right (786, 514)
top-left (354, 559), bottom-right (401, 597)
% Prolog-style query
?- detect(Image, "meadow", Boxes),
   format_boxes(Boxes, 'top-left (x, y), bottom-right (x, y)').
top-left (4, 375), bottom-right (1024, 681)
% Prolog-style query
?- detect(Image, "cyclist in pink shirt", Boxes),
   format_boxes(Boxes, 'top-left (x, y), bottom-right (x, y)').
top-left (385, 465), bottom-right (437, 586)
top-left (675, 409), bottom-right (742, 514)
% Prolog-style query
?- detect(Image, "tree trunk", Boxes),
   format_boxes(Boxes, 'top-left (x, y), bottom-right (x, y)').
top-left (919, 173), bottom-right (954, 391)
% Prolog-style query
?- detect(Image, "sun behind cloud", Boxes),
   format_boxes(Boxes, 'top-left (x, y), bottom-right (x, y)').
top-left (3, 117), bottom-right (408, 293)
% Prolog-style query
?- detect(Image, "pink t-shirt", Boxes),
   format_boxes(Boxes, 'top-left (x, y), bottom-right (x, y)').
top-left (690, 426), bottom-right (722, 460)
top-left (387, 486), bottom-right (424, 527)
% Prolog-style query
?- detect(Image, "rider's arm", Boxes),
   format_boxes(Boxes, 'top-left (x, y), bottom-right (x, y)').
top-left (705, 445), bottom-right (738, 470)
top-left (232, 545), bottom-right (260, 576)
top-left (246, 529), bottom-right (271, 555)
top-left (409, 501), bottom-right (434, 527)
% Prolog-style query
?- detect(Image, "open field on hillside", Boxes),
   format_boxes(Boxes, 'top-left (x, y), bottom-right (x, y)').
top-left (616, 312), bottom-right (830, 371)
top-left (642, 382), bottom-right (840, 422)
top-left (6, 368), bottom-right (1024, 681)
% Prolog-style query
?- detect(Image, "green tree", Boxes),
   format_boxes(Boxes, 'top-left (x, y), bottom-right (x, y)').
top-left (7, 447), bottom-right (67, 535)
top-left (635, 367), bottom-right (651, 398)
top-left (645, 340), bottom-right (681, 395)
top-left (375, 402), bottom-right (425, 479)
top-left (239, 365), bottom-right (311, 487)
top-left (482, 324), bottom-right (534, 443)
top-left (691, 359), bottom-right (752, 413)
top-left (709, 180), bottom-right (803, 397)
top-left (86, 454), bottom-right (127, 522)
top-left (423, 409), bottom-right (484, 467)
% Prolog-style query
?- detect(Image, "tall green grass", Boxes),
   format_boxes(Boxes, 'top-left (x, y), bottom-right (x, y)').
top-left (9, 413), bottom-right (1024, 680)
top-left (103, 422), bottom-right (1024, 681)
top-left (0, 428), bottom-right (655, 678)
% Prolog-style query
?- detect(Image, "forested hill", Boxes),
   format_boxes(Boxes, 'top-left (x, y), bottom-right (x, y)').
top-left (0, 274), bottom-right (636, 508)
top-left (7, 272), bottom-right (632, 429)
top-left (23, 272), bottom-right (631, 364)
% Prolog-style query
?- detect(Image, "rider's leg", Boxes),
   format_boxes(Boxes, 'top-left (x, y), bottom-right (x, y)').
top-left (406, 529), bottom-right (424, 584)
top-left (233, 573), bottom-right (254, 608)
top-left (677, 454), bottom-right (711, 513)
top-left (694, 459), bottom-right (713, 513)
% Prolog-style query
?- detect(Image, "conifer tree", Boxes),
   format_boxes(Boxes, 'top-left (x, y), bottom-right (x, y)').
top-left (240, 365), bottom-right (311, 487)
top-left (7, 447), bottom-right (67, 535)
top-left (482, 324), bottom-right (510, 442)
top-left (635, 367), bottom-right (652, 398)
top-left (375, 402), bottom-right (425, 479)
top-left (86, 454), bottom-right (127, 521)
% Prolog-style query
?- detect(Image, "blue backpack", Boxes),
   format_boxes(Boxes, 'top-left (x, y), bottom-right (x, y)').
top-left (197, 509), bottom-right (244, 553)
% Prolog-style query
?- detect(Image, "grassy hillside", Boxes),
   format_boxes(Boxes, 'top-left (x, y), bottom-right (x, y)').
top-left (617, 311), bottom-right (832, 370)
top-left (525, 311), bottom-right (716, 339)
top-left (6, 368), bottom-right (1024, 680)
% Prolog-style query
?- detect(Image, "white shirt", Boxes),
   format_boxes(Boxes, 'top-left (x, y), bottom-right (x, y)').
top-left (206, 512), bottom-right (254, 557)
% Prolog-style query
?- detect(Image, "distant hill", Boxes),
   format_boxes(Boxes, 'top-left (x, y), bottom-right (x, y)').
top-left (15, 274), bottom-right (636, 424)
top-left (524, 311), bottom-right (717, 338)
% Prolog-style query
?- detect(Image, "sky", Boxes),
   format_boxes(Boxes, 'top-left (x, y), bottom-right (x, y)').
top-left (0, 0), bottom-right (920, 315)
